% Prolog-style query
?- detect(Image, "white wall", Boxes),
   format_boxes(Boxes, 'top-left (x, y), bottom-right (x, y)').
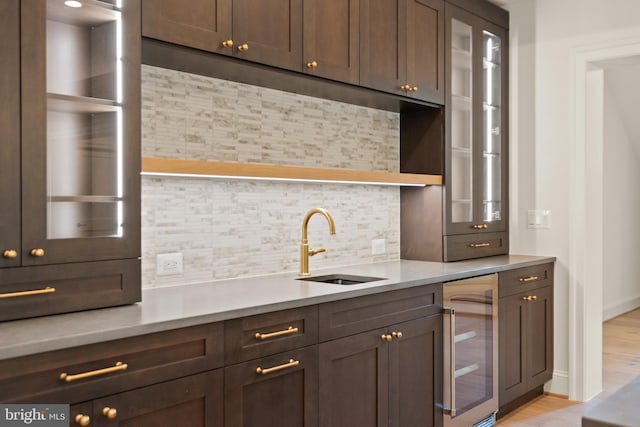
top-left (505, 0), bottom-right (640, 397)
top-left (602, 70), bottom-right (640, 320)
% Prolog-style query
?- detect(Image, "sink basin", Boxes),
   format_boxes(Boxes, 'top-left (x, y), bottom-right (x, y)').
top-left (297, 274), bottom-right (386, 285)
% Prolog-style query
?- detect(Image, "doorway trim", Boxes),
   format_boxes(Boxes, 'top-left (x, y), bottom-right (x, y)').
top-left (570, 36), bottom-right (640, 401)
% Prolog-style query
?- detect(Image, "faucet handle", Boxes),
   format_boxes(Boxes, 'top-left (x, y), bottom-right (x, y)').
top-left (309, 248), bottom-right (326, 257)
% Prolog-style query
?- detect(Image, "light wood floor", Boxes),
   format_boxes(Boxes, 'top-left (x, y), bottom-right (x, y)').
top-left (496, 308), bottom-right (640, 426)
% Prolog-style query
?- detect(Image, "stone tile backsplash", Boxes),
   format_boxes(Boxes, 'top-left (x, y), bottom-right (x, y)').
top-left (141, 65), bottom-right (401, 287)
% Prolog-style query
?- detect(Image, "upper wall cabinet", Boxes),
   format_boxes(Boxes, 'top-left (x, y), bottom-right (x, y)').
top-left (444, 3), bottom-right (508, 243)
top-left (142, 0), bottom-right (444, 105)
top-left (0, 0), bottom-right (141, 321)
top-left (303, 0), bottom-right (360, 84)
top-left (360, 0), bottom-right (444, 104)
top-left (142, 0), bottom-right (303, 71)
top-left (141, 0), bottom-right (232, 54)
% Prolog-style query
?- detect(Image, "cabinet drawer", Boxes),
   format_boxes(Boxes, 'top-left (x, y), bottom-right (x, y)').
top-left (444, 232), bottom-right (508, 261)
top-left (318, 283), bottom-right (442, 341)
top-left (0, 323), bottom-right (223, 404)
top-left (499, 263), bottom-right (554, 298)
top-left (0, 259), bottom-right (140, 322)
top-left (225, 305), bottom-right (318, 364)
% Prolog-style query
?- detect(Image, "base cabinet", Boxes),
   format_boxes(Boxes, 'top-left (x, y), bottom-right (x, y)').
top-left (318, 315), bottom-right (443, 427)
top-left (224, 346), bottom-right (319, 427)
top-left (71, 370), bottom-right (223, 427)
top-left (498, 264), bottom-right (554, 412)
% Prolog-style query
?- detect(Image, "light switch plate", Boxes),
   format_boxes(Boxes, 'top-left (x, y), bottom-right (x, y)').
top-left (527, 210), bottom-right (551, 229)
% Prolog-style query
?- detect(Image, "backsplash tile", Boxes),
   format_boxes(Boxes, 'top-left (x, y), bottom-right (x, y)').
top-left (141, 65), bottom-right (401, 287)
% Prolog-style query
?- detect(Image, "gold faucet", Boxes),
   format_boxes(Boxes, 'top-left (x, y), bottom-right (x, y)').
top-left (300, 208), bottom-right (336, 276)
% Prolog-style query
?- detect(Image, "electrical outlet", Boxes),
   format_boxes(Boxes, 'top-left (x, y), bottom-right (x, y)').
top-left (157, 252), bottom-right (183, 276)
top-left (372, 239), bottom-right (386, 255)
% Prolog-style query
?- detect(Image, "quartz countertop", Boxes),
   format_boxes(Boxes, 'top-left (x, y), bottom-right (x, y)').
top-left (0, 255), bottom-right (555, 361)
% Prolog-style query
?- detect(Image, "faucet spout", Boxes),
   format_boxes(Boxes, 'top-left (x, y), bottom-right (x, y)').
top-left (300, 208), bottom-right (336, 276)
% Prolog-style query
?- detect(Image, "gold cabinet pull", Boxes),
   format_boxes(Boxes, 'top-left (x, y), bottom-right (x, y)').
top-left (60, 361), bottom-right (127, 383)
top-left (473, 224), bottom-right (489, 229)
top-left (256, 358), bottom-right (300, 375)
top-left (2, 249), bottom-right (18, 259)
top-left (410, 86), bottom-right (418, 92)
top-left (306, 60), bottom-right (318, 68)
top-left (222, 39), bottom-right (234, 47)
top-left (74, 414), bottom-right (91, 426)
top-left (469, 242), bottom-right (491, 248)
top-left (392, 331), bottom-right (403, 339)
top-left (0, 286), bottom-right (55, 299)
top-left (400, 84), bottom-right (410, 91)
top-left (238, 43), bottom-right (249, 52)
top-left (381, 334), bottom-right (392, 342)
top-left (30, 248), bottom-right (45, 257)
top-left (255, 326), bottom-right (299, 340)
top-left (519, 275), bottom-right (539, 283)
top-left (521, 295), bottom-right (538, 302)
top-left (102, 407), bottom-right (117, 419)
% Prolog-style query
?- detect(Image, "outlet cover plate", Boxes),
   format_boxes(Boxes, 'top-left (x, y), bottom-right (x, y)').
top-left (372, 239), bottom-right (386, 255)
top-left (157, 252), bottom-right (183, 276)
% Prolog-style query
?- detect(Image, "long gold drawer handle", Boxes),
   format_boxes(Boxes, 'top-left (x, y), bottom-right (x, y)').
top-left (0, 286), bottom-right (55, 299)
top-left (469, 242), bottom-right (491, 248)
top-left (255, 326), bottom-right (299, 340)
top-left (60, 361), bottom-right (127, 383)
top-left (256, 359), bottom-right (300, 375)
top-left (519, 275), bottom-right (539, 283)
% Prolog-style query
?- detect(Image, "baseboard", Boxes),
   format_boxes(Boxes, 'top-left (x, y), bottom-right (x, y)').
top-left (545, 369), bottom-right (569, 396)
top-left (603, 295), bottom-right (640, 321)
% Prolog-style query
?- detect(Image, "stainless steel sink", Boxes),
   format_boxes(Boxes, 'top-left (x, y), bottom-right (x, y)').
top-left (297, 274), bottom-right (386, 285)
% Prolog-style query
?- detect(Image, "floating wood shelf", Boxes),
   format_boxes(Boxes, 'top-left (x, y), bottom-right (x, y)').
top-left (141, 157), bottom-right (442, 187)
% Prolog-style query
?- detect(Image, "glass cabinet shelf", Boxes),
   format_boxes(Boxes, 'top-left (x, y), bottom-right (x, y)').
top-left (48, 93), bottom-right (120, 113)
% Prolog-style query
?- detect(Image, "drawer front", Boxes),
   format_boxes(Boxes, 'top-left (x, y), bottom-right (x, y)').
top-left (0, 323), bottom-right (223, 404)
top-left (318, 283), bottom-right (442, 342)
top-left (0, 259), bottom-right (140, 322)
top-left (225, 305), bottom-right (318, 364)
top-left (499, 263), bottom-right (554, 298)
top-left (444, 232), bottom-right (508, 261)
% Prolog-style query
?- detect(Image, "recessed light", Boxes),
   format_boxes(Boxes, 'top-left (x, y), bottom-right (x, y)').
top-left (64, 0), bottom-right (82, 7)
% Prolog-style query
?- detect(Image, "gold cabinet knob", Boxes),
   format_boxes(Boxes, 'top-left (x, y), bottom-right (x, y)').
top-left (222, 39), bottom-right (234, 47)
top-left (102, 407), bottom-right (117, 420)
top-left (400, 84), bottom-right (409, 91)
top-left (381, 334), bottom-right (392, 342)
top-left (30, 248), bottom-right (45, 257)
top-left (2, 249), bottom-right (18, 259)
top-left (74, 414), bottom-right (91, 426)
top-left (411, 86), bottom-right (418, 92)
top-left (306, 60), bottom-right (318, 68)
top-left (521, 295), bottom-right (538, 302)
top-left (392, 331), bottom-right (403, 339)
top-left (238, 43), bottom-right (249, 52)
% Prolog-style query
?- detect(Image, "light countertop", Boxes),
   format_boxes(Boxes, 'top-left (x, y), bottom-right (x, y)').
top-left (0, 254), bottom-right (555, 361)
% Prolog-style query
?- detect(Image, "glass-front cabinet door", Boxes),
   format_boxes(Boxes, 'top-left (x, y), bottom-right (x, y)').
top-left (20, 0), bottom-right (140, 266)
top-left (445, 4), bottom-right (507, 236)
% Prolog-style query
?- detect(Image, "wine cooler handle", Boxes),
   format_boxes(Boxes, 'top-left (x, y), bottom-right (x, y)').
top-left (443, 307), bottom-right (457, 417)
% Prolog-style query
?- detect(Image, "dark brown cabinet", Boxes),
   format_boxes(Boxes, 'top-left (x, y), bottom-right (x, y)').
top-left (225, 346), bottom-right (319, 427)
top-left (400, 0), bottom-right (509, 262)
top-left (498, 264), bottom-right (554, 413)
top-left (72, 371), bottom-right (223, 427)
top-left (141, 0), bottom-right (232, 54)
top-left (142, 0), bottom-right (302, 71)
top-left (0, 0), bottom-right (141, 321)
top-left (303, 0), bottom-right (360, 84)
top-left (318, 315), bottom-right (442, 427)
top-left (360, 0), bottom-right (444, 103)
top-left (317, 283), bottom-right (443, 427)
